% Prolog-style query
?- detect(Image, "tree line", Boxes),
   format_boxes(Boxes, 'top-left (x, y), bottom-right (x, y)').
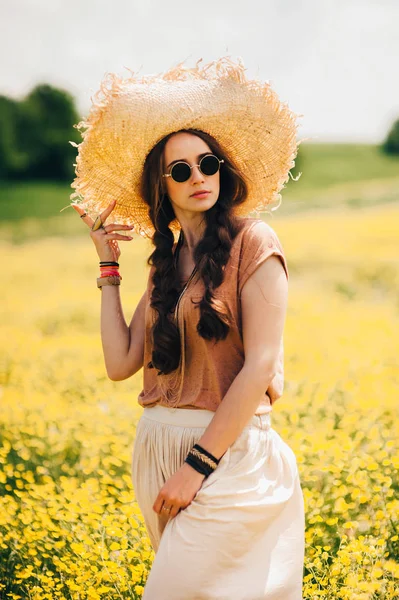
top-left (0, 83), bottom-right (398, 183)
top-left (0, 84), bottom-right (80, 181)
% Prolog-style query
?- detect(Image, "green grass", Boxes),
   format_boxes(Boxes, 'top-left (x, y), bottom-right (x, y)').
top-left (0, 143), bottom-right (398, 242)
top-left (0, 181), bottom-right (79, 243)
top-left (291, 142), bottom-right (399, 190)
top-left (275, 143), bottom-right (399, 216)
top-left (0, 181), bottom-right (72, 221)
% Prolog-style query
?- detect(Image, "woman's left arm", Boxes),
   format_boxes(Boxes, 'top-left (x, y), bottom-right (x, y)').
top-left (152, 253), bottom-right (288, 518)
top-left (195, 253), bottom-right (288, 458)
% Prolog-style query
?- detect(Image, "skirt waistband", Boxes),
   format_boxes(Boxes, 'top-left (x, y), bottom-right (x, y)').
top-left (141, 404), bottom-right (272, 430)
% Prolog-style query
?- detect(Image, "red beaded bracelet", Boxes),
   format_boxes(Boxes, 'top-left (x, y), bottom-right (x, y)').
top-left (99, 268), bottom-right (121, 278)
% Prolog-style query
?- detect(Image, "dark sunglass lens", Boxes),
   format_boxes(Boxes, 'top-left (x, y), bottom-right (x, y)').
top-left (200, 155), bottom-right (219, 176)
top-left (171, 162), bottom-right (191, 182)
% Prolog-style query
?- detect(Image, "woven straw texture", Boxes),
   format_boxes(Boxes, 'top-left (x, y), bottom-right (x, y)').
top-left (69, 56), bottom-right (304, 239)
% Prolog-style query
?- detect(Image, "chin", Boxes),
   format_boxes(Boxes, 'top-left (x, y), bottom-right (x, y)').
top-left (190, 195), bottom-right (217, 211)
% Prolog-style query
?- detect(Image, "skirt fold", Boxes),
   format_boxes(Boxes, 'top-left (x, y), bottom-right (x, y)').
top-left (131, 405), bottom-right (305, 600)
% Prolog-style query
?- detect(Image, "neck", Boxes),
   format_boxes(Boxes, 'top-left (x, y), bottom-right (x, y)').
top-left (178, 218), bottom-right (206, 255)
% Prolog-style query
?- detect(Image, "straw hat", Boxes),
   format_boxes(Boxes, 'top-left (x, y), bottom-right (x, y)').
top-left (69, 56), bottom-right (304, 239)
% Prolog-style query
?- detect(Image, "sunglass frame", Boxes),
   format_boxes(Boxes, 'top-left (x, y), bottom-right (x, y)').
top-left (162, 154), bottom-right (224, 183)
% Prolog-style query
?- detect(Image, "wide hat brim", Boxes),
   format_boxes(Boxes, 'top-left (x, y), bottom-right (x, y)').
top-left (69, 56), bottom-right (304, 239)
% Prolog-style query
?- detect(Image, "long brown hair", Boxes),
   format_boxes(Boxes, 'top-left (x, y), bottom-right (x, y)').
top-left (140, 128), bottom-right (249, 375)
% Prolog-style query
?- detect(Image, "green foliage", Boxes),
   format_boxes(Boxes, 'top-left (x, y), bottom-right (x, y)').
top-left (382, 118), bottom-right (399, 155)
top-left (0, 84), bottom-right (80, 181)
top-left (0, 96), bottom-right (29, 178)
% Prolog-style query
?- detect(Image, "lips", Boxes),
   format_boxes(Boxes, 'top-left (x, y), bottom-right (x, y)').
top-left (191, 190), bottom-right (210, 197)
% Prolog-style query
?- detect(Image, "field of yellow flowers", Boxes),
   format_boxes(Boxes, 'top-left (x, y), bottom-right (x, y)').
top-left (1, 202), bottom-right (398, 600)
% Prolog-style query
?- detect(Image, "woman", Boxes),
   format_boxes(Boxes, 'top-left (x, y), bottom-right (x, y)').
top-left (71, 57), bottom-right (305, 599)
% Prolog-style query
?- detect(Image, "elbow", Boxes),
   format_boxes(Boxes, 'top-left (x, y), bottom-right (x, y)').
top-left (107, 373), bottom-right (120, 382)
top-left (106, 369), bottom-right (127, 382)
top-left (107, 364), bottom-right (141, 381)
top-left (106, 353), bottom-right (144, 381)
top-left (242, 358), bottom-right (278, 390)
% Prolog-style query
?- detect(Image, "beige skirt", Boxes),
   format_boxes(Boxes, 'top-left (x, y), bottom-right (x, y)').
top-left (131, 405), bottom-right (305, 600)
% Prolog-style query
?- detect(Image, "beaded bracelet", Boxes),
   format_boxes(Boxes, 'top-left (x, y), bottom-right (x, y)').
top-left (97, 260), bottom-right (122, 289)
top-left (100, 269), bottom-right (121, 277)
top-left (99, 265), bottom-right (122, 279)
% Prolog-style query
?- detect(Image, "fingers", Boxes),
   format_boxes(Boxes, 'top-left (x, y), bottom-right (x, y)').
top-left (71, 203), bottom-right (94, 228)
top-left (103, 223), bottom-right (134, 234)
top-left (161, 502), bottom-right (184, 519)
top-left (153, 495), bottom-right (185, 519)
top-left (103, 233), bottom-right (134, 241)
top-left (72, 199), bottom-right (116, 229)
top-left (100, 199), bottom-right (118, 223)
top-left (168, 504), bottom-right (180, 519)
top-left (72, 202), bottom-right (134, 238)
top-left (154, 502), bottom-right (176, 519)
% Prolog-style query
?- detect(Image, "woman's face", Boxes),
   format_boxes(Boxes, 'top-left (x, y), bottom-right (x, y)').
top-left (162, 132), bottom-right (220, 216)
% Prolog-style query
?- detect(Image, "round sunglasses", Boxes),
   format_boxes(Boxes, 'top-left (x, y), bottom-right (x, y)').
top-left (162, 154), bottom-right (224, 183)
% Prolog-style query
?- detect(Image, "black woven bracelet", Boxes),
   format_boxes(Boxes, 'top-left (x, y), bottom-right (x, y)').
top-left (186, 448), bottom-right (217, 476)
top-left (192, 443), bottom-right (221, 465)
top-left (100, 261), bottom-right (119, 266)
top-left (185, 454), bottom-right (212, 477)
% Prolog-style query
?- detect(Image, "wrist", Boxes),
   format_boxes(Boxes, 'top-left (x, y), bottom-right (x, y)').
top-left (183, 462), bottom-right (206, 479)
top-left (98, 257), bottom-right (116, 263)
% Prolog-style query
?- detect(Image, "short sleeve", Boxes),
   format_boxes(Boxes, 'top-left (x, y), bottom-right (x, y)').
top-left (238, 220), bottom-right (289, 297)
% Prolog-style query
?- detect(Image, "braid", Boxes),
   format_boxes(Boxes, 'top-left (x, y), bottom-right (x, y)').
top-left (141, 127), bottom-right (249, 377)
top-left (194, 202), bottom-right (238, 341)
top-left (147, 194), bottom-right (181, 375)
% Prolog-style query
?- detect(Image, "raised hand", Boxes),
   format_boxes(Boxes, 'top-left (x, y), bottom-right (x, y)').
top-left (72, 200), bottom-right (134, 262)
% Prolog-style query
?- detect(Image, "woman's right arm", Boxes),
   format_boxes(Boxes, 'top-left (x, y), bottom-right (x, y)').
top-left (101, 286), bottom-right (146, 381)
top-left (71, 199), bottom-right (147, 382)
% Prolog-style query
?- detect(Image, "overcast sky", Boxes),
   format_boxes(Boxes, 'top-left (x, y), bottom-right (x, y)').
top-left (1, 0), bottom-right (398, 142)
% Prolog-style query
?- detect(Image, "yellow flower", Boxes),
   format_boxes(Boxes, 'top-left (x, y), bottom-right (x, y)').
top-left (2, 202), bottom-right (399, 598)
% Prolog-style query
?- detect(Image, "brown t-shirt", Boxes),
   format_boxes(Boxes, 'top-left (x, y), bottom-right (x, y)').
top-left (137, 217), bottom-right (289, 413)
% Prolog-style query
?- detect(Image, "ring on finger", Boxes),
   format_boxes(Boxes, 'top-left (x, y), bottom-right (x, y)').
top-left (91, 215), bottom-right (104, 231)
top-left (162, 505), bottom-right (171, 512)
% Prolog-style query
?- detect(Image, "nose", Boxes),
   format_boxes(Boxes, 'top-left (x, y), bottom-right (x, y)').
top-left (190, 164), bottom-right (205, 184)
